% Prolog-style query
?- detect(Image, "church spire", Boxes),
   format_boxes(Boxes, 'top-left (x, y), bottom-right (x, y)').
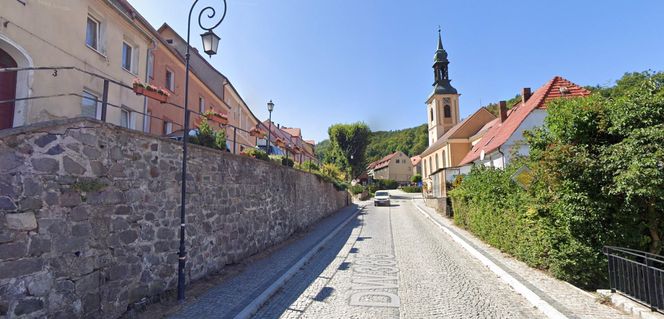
top-left (432, 29), bottom-right (457, 95)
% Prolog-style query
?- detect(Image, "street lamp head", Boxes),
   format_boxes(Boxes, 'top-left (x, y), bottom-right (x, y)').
top-left (267, 100), bottom-right (275, 112)
top-left (201, 30), bottom-right (220, 57)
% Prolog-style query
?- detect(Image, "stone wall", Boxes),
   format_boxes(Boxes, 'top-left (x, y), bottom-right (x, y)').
top-left (0, 119), bottom-right (347, 318)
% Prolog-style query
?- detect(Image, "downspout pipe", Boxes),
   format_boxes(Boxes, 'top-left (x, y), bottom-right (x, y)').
top-left (143, 40), bottom-right (157, 133)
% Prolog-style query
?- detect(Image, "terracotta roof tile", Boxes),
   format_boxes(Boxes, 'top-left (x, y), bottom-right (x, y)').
top-left (459, 76), bottom-right (591, 165)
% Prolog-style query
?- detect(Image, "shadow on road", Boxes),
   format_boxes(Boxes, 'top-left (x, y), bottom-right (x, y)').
top-left (254, 205), bottom-right (364, 318)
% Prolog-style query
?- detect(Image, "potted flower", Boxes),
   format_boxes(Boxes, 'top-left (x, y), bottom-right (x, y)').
top-left (204, 109), bottom-right (228, 125)
top-left (275, 138), bottom-right (286, 148)
top-left (132, 79), bottom-right (169, 103)
top-left (249, 127), bottom-right (266, 138)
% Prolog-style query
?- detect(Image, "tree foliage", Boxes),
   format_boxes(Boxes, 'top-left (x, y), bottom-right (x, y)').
top-left (327, 122), bottom-right (371, 178)
top-left (365, 124), bottom-right (428, 163)
top-left (450, 71), bottom-right (664, 289)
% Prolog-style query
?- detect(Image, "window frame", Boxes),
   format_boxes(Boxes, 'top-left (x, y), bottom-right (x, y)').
top-left (165, 68), bottom-right (175, 92)
top-left (163, 121), bottom-right (173, 135)
top-left (120, 109), bottom-right (130, 128)
top-left (86, 16), bottom-right (100, 51)
top-left (198, 96), bottom-right (205, 113)
top-left (444, 104), bottom-right (452, 118)
top-left (81, 90), bottom-right (102, 120)
top-left (122, 41), bottom-right (134, 73)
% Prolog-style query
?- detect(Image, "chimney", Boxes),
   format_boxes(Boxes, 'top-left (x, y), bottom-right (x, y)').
top-left (521, 87), bottom-right (532, 104)
top-left (499, 101), bottom-right (508, 123)
top-left (277, 123), bottom-right (280, 129)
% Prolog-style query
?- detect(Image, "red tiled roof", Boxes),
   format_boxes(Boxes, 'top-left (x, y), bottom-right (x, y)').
top-left (282, 127), bottom-right (302, 138)
top-left (411, 155), bottom-right (422, 166)
top-left (372, 152), bottom-right (402, 170)
top-left (459, 76), bottom-right (591, 165)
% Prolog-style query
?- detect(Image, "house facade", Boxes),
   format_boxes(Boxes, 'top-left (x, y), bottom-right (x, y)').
top-left (145, 24), bottom-right (229, 138)
top-left (155, 24), bottom-right (259, 152)
top-left (368, 151), bottom-right (413, 183)
top-left (459, 76), bottom-right (591, 171)
top-left (0, 0), bottom-right (154, 131)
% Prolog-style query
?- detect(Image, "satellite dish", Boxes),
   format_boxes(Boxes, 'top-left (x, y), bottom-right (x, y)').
top-left (479, 149), bottom-right (485, 161)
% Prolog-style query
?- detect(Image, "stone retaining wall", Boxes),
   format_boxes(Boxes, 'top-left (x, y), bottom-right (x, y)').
top-left (0, 118), bottom-right (347, 318)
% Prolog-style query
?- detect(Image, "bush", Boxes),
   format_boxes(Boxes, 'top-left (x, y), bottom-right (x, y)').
top-left (411, 174), bottom-right (422, 183)
top-left (189, 119), bottom-right (226, 151)
top-left (349, 185), bottom-right (365, 195)
top-left (320, 163), bottom-right (347, 181)
top-left (241, 148), bottom-right (269, 161)
top-left (295, 160), bottom-right (319, 171)
top-left (401, 186), bottom-right (421, 193)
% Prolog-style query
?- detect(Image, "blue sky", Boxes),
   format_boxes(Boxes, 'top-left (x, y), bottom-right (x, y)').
top-left (128, 0), bottom-right (664, 143)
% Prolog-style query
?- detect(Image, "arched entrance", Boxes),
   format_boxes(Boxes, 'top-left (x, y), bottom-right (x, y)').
top-left (0, 34), bottom-right (32, 129)
top-left (0, 48), bottom-right (17, 129)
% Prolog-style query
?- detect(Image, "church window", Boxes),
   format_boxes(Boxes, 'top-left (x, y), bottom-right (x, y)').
top-left (444, 105), bottom-right (451, 118)
top-left (430, 108), bottom-right (434, 122)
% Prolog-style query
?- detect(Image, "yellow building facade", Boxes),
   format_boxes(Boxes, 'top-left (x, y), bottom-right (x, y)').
top-left (1, 0), bottom-right (155, 130)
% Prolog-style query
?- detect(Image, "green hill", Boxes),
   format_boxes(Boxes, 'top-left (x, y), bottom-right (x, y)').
top-left (316, 124), bottom-right (428, 164)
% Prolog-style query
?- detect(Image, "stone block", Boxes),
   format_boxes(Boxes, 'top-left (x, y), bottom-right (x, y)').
top-left (60, 191), bottom-right (82, 207)
top-left (107, 265), bottom-right (128, 282)
top-left (109, 146), bottom-right (123, 161)
top-left (119, 230), bottom-right (138, 245)
top-left (53, 237), bottom-right (86, 254)
top-left (111, 218), bottom-right (129, 232)
top-left (156, 228), bottom-right (175, 240)
top-left (82, 146), bottom-right (100, 160)
top-left (0, 197), bottom-right (16, 211)
top-left (23, 178), bottom-right (42, 196)
top-left (113, 205), bottom-right (131, 215)
top-left (0, 241), bottom-right (27, 259)
top-left (34, 134), bottom-right (57, 147)
top-left (70, 131), bottom-right (97, 146)
top-left (0, 153), bottom-right (24, 172)
top-left (19, 197), bottom-right (42, 210)
top-left (70, 206), bottom-right (88, 221)
top-left (63, 156), bottom-right (86, 175)
top-left (13, 298), bottom-right (44, 316)
top-left (75, 271), bottom-right (99, 293)
top-left (6, 212), bottom-right (37, 230)
top-left (28, 236), bottom-right (51, 256)
top-left (0, 258), bottom-right (44, 279)
top-left (26, 272), bottom-right (52, 297)
top-left (46, 145), bottom-right (64, 155)
top-left (72, 224), bottom-right (91, 237)
top-left (90, 161), bottom-right (107, 176)
top-left (31, 158), bottom-right (59, 173)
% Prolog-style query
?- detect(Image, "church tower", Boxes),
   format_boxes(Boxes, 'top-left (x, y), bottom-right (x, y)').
top-left (426, 29), bottom-right (460, 146)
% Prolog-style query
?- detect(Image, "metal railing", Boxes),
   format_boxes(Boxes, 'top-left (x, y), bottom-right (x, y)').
top-left (604, 246), bottom-right (664, 313)
top-left (0, 66), bottom-right (318, 163)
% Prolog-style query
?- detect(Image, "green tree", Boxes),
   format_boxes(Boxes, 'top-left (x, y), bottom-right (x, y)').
top-left (327, 122), bottom-right (371, 178)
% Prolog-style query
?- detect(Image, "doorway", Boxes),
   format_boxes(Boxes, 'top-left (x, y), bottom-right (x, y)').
top-left (0, 48), bottom-right (17, 129)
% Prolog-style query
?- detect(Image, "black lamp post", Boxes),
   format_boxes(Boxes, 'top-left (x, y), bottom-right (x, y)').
top-left (178, 0), bottom-right (227, 302)
top-left (266, 100), bottom-right (274, 154)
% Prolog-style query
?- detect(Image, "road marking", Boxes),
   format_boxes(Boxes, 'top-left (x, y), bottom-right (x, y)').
top-left (348, 209), bottom-right (401, 309)
top-left (412, 201), bottom-right (568, 319)
top-left (233, 206), bottom-right (363, 319)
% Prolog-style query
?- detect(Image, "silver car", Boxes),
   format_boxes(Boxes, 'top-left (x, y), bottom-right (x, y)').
top-left (374, 191), bottom-right (391, 206)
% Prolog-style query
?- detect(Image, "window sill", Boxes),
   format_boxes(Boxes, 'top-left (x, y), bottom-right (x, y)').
top-left (86, 45), bottom-right (107, 59)
top-left (122, 67), bottom-right (138, 77)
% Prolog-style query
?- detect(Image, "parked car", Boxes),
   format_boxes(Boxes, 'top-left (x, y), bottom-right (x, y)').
top-left (374, 191), bottom-right (391, 206)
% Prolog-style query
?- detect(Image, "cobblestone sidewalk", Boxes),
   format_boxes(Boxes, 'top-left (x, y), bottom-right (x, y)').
top-left (411, 194), bottom-right (632, 319)
top-left (167, 205), bottom-right (361, 319)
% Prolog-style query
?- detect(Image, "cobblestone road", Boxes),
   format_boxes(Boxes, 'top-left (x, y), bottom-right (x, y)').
top-left (252, 192), bottom-right (543, 319)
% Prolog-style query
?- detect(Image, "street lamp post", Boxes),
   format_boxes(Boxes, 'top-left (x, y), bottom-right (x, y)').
top-left (178, 0), bottom-right (227, 302)
top-left (266, 100), bottom-right (274, 155)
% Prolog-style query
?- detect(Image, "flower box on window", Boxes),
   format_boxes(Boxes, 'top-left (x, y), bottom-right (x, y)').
top-left (132, 80), bottom-right (169, 103)
top-left (205, 110), bottom-right (228, 125)
top-left (275, 138), bottom-right (286, 148)
top-left (249, 127), bottom-right (266, 138)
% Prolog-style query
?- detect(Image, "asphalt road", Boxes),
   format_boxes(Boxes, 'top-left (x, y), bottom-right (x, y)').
top-left (251, 191), bottom-right (544, 319)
